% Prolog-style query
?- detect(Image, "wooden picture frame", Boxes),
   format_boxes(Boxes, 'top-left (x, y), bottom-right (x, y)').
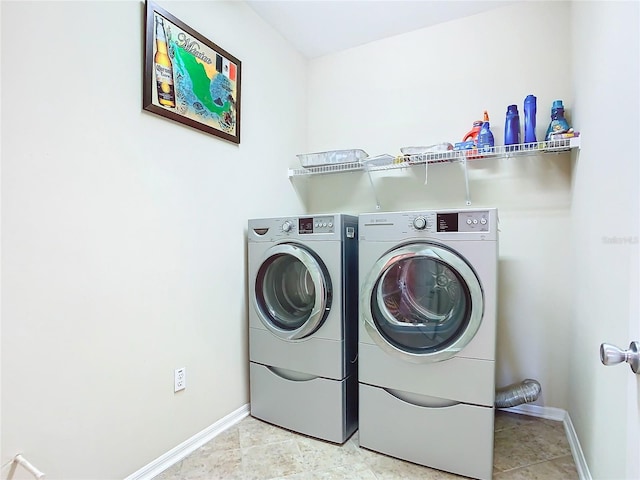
top-left (143, 1), bottom-right (241, 144)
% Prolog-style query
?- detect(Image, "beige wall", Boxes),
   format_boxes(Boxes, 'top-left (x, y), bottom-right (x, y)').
top-left (570, 1), bottom-right (639, 478)
top-left (1, 1), bottom-right (306, 478)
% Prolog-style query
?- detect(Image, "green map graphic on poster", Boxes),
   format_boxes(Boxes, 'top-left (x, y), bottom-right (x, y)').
top-left (156, 13), bottom-right (238, 136)
top-left (174, 47), bottom-right (228, 115)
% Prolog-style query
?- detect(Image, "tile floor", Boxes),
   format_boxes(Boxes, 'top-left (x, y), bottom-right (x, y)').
top-left (154, 410), bottom-right (579, 480)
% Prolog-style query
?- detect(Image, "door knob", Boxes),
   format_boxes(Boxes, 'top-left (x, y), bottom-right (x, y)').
top-left (600, 341), bottom-right (640, 374)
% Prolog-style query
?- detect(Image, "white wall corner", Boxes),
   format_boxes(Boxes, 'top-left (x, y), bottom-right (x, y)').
top-left (124, 404), bottom-right (250, 480)
top-left (503, 405), bottom-right (592, 480)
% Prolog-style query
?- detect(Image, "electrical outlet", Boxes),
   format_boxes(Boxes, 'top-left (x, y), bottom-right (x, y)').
top-left (174, 367), bottom-right (186, 392)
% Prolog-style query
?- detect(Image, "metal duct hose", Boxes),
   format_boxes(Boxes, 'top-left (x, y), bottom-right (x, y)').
top-left (495, 379), bottom-right (541, 408)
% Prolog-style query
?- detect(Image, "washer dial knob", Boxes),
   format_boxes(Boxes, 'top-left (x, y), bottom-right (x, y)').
top-left (282, 221), bottom-right (293, 232)
top-left (413, 216), bottom-right (427, 230)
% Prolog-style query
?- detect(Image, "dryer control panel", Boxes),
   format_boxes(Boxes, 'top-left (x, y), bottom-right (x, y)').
top-left (436, 210), bottom-right (490, 233)
top-left (358, 208), bottom-right (497, 242)
top-left (299, 216), bottom-right (335, 234)
top-left (404, 211), bottom-right (490, 233)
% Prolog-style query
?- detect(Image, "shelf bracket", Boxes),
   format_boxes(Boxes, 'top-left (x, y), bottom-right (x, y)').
top-left (461, 158), bottom-right (471, 206)
top-left (364, 166), bottom-right (382, 210)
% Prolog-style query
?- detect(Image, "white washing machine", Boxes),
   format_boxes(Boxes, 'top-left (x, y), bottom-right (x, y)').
top-left (248, 214), bottom-right (358, 444)
top-left (358, 208), bottom-right (498, 480)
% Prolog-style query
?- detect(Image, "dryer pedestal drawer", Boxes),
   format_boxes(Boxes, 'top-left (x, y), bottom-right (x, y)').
top-left (359, 383), bottom-right (494, 480)
top-left (250, 362), bottom-right (357, 444)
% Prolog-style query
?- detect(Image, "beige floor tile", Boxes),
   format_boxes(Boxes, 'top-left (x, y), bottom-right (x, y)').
top-left (179, 447), bottom-right (243, 480)
top-left (495, 410), bottom-right (565, 433)
top-left (494, 455), bottom-right (579, 480)
top-left (277, 462), bottom-right (377, 479)
top-left (241, 439), bottom-right (307, 480)
top-left (198, 424), bottom-right (241, 453)
top-left (366, 453), bottom-right (462, 479)
top-left (295, 432), bottom-right (368, 471)
top-left (493, 413), bottom-right (571, 473)
top-left (239, 415), bottom-right (297, 448)
top-left (152, 463), bottom-right (181, 480)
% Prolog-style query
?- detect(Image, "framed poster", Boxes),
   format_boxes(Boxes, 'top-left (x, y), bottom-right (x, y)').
top-left (143, 1), bottom-right (241, 144)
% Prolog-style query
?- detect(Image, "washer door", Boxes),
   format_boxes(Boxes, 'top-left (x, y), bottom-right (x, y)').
top-left (254, 243), bottom-right (332, 340)
top-left (361, 242), bottom-right (483, 363)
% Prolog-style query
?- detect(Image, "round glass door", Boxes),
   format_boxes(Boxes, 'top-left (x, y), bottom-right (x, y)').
top-left (254, 243), bottom-right (332, 340)
top-left (361, 242), bottom-right (483, 363)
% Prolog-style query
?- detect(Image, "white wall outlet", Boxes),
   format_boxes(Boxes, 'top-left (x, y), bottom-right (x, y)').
top-left (174, 367), bottom-right (186, 392)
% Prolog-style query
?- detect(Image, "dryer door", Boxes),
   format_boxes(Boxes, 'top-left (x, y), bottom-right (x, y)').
top-left (254, 243), bottom-right (332, 340)
top-left (361, 242), bottom-right (483, 363)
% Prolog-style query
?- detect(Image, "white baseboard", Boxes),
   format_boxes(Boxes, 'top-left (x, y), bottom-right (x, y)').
top-left (501, 403), bottom-right (566, 421)
top-left (500, 404), bottom-right (592, 480)
top-left (124, 404), bottom-right (250, 480)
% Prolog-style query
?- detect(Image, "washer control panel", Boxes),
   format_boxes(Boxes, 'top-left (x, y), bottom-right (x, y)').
top-left (281, 220), bottom-right (293, 232)
top-left (250, 215), bottom-right (356, 242)
top-left (298, 216), bottom-right (335, 234)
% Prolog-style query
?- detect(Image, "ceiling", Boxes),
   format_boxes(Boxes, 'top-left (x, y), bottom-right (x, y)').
top-left (245, 1), bottom-right (515, 58)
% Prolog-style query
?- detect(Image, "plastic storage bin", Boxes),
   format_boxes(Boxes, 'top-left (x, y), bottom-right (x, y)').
top-left (297, 149), bottom-right (368, 168)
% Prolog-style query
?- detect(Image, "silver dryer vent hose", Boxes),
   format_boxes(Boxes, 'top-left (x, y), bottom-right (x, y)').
top-left (495, 379), bottom-right (541, 408)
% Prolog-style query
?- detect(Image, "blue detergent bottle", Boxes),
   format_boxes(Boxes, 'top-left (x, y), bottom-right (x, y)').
top-left (504, 104), bottom-right (520, 150)
top-left (523, 95), bottom-right (537, 144)
top-left (477, 110), bottom-right (494, 154)
top-left (545, 100), bottom-right (571, 140)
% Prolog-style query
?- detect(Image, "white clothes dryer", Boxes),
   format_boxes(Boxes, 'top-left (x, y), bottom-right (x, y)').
top-left (248, 214), bottom-right (358, 444)
top-left (358, 208), bottom-right (498, 480)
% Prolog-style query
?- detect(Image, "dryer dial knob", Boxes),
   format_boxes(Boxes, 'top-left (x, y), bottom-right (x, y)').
top-left (413, 217), bottom-right (427, 230)
top-left (282, 221), bottom-right (293, 232)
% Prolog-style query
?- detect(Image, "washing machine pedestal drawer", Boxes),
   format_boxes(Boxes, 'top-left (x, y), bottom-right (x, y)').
top-left (250, 362), bottom-right (357, 444)
top-left (359, 383), bottom-right (494, 480)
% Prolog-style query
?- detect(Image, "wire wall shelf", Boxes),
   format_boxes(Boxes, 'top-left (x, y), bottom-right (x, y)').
top-left (288, 137), bottom-right (580, 178)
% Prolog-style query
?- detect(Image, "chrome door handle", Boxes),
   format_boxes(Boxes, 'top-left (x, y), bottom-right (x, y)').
top-left (600, 342), bottom-right (640, 374)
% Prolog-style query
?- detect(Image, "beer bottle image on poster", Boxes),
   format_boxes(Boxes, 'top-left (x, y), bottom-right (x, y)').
top-left (154, 15), bottom-right (175, 108)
